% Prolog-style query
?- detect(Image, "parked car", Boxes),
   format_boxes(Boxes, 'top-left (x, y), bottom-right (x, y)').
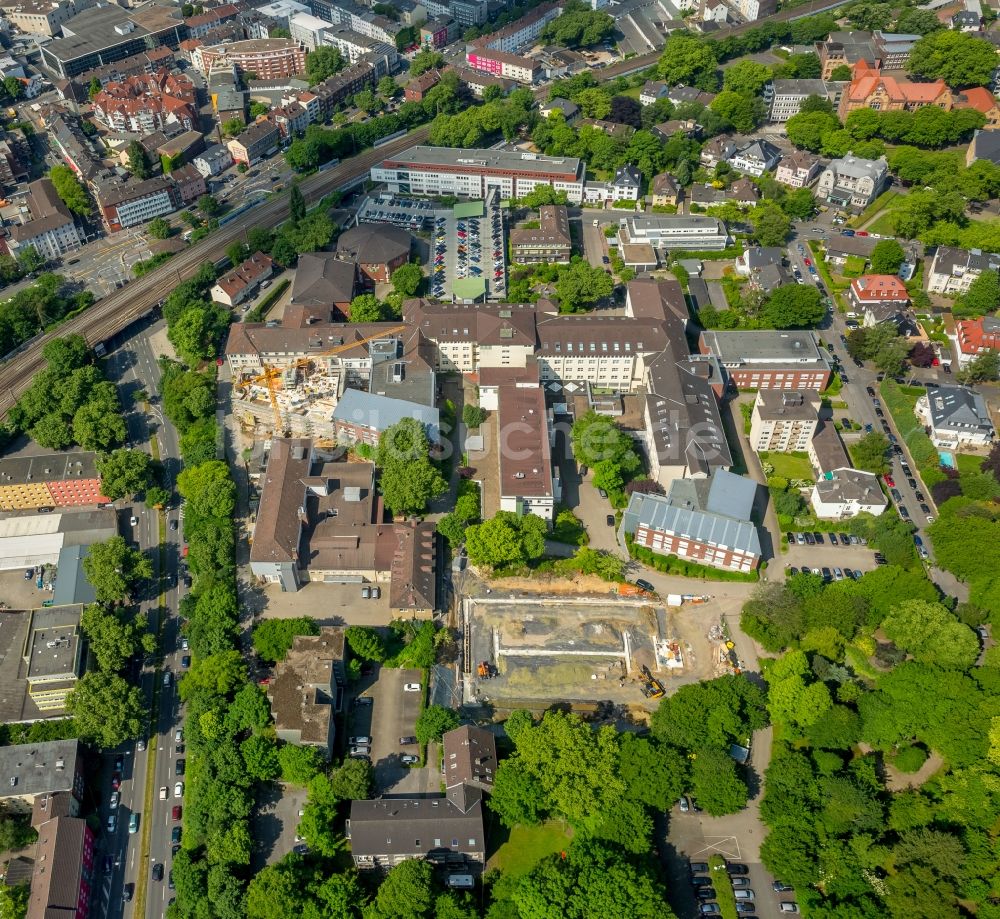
top-left (401, 754), bottom-right (419, 764)
top-left (400, 735), bottom-right (417, 745)
top-left (691, 876), bottom-right (713, 887)
top-left (403, 683), bottom-right (421, 692)
top-left (679, 796), bottom-right (690, 812)
top-left (152, 863), bottom-right (164, 882)
top-left (110, 791), bottom-right (120, 810)
top-left (123, 883), bottom-right (134, 902)
top-left (349, 736), bottom-right (371, 746)
top-left (634, 578), bottom-right (655, 593)
top-left (695, 888), bottom-right (717, 900)
top-left (107, 813), bottom-right (117, 833)
top-left (731, 877), bottom-right (751, 888)
top-left (174, 782), bottom-right (183, 798)
top-left (699, 906), bottom-right (721, 916)
top-left (726, 863), bottom-right (749, 875)
top-left (128, 813), bottom-right (139, 834)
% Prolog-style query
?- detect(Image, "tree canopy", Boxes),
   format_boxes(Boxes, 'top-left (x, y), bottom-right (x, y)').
top-left (376, 417), bottom-right (447, 516)
top-left (908, 29), bottom-right (999, 88)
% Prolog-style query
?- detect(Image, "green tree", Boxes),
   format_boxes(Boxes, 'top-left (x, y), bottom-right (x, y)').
top-left (555, 259), bottom-right (614, 313)
top-left (908, 29), bottom-right (999, 88)
top-left (852, 431), bottom-right (890, 474)
top-left (711, 90), bottom-right (763, 133)
top-left (96, 448), bottom-right (153, 500)
top-left (465, 512), bottom-right (547, 568)
top-left (954, 268), bottom-right (1000, 319)
top-left (198, 194), bottom-right (221, 217)
top-left (848, 2), bottom-right (893, 30)
top-left (691, 746), bottom-right (748, 815)
top-left (763, 284), bottom-right (824, 328)
top-left (414, 704), bottom-right (460, 744)
top-left (722, 59), bottom-right (772, 97)
top-left (344, 625), bottom-right (386, 662)
top-left (127, 141), bottom-right (151, 179)
top-left (871, 238), bottom-right (905, 274)
top-left (277, 743), bottom-right (324, 786)
top-left (82, 536), bottom-right (153, 603)
top-left (177, 460), bottom-right (237, 519)
top-left (49, 165), bottom-right (91, 216)
top-left (222, 117), bottom-right (244, 137)
top-left (618, 734), bottom-right (688, 810)
top-left (329, 757), bottom-right (373, 800)
top-left (249, 101), bottom-right (269, 119)
top-left (785, 111), bottom-right (840, 152)
top-left (511, 839), bottom-right (666, 919)
top-left (81, 604), bottom-right (153, 672)
top-left (462, 404), bottom-right (488, 428)
top-left (651, 674), bottom-right (769, 750)
top-left (882, 600), bottom-right (980, 669)
top-left (353, 88), bottom-right (382, 115)
top-left (957, 350), bottom-right (1000, 385)
top-left (289, 184), bottom-right (306, 224)
top-left (657, 32), bottom-right (718, 92)
top-left (376, 418), bottom-right (447, 516)
top-left (147, 217), bottom-right (172, 239)
top-left (895, 7), bottom-right (944, 34)
top-left (541, 7), bottom-right (614, 48)
top-left (88, 76), bottom-right (102, 98)
top-left (765, 650), bottom-right (833, 729)
top-left (366, 859), bottom-right (434, 919)
top-left (410, 49), bottom-right (444, 77)
top-left (67, 671), bottom-right (144, 747)
top-left (391, 262), bottom-right (423, 297)
top-left (378, 75), bottom-right (398, 99)
top-left (251, 617), bottom-right (319, 663)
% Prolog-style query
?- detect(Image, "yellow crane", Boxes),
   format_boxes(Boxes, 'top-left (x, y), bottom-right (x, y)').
top-left (242, 325), bottom-right (406, 437)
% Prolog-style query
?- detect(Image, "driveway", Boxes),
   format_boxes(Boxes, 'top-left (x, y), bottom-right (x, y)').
top-left (351, 667), bottom-right (437, 794)
top-left (552, 427), bottom-right (620, 553)
top-left (581, 220), bottom-right (610, 269)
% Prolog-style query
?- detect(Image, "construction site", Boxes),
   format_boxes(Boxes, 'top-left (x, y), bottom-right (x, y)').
top-left (461, 593), bottom-right (725, 715)
top-left (228, 324), bottom-right (420, 440)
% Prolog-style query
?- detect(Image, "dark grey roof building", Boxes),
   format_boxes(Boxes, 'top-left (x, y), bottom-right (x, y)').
top-left (347, 786), bottom-right (485, 869)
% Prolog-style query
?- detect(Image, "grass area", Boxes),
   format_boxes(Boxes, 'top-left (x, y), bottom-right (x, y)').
top-left (709, 854), bottom-right (739, 919)
top-left (850, 189), bottom-right (901, 228)
top-left (956, 453), bottom-right (985, 475)
top-left (244, 277), bottom-right (290, 323)
top-left (551, 505), bottom-right (589, 546)
top-left (821, 372), bottom-right (843, 397)
top-left (760, 451), bottom-right (813, 481)
top-left (490, 821), bottom-right (574, 878)
top-left (866, 210), bottom-right (898, 237)
top-left (879, 379), bottom-right (946, 486)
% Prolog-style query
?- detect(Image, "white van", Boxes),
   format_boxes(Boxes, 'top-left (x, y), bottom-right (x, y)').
top-left (446, 875), bottom-right (475, 889)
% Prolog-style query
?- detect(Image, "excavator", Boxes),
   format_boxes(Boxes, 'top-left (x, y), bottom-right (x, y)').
top-left (638, 664), bottom-right (665, 700)
top-left (237, 325), bottom-right (406, 437)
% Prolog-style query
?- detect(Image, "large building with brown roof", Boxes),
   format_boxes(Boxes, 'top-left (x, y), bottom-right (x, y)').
top-left (335, 223), bottom-right (412, 284)
top-left (211, 251), bottom-right (273, 308)
top-left (25, 816), bottom-right (95, 919)
top-left (249, 439), bottom-right (437, 609)
top-left (509, 205), bottom-right (571, 264)
top-left (267, 627), bottom-right (344, 757)
top-left (497, 376), bottom-right (554, 521)
top-left (6, 178), bottom-right (84, 262)
top-left (286, 252), bottom-right (357, 323)
top-left (837, 64), bottom-right (951, 120)
top-left (92, 68), bottom-right (197, 133)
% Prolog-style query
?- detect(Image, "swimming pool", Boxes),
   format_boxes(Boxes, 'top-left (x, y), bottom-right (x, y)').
top-left (939, 451), bottom-right (955, 468)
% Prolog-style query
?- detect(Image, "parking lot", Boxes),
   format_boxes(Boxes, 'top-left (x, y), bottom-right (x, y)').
top-left (349, 666), bottom-right (436, 794)
top-left (783, 530), bottom-right (886, 579)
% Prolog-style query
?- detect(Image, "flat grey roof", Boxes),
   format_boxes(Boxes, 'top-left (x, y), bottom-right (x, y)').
top-left (26, 606), bottom-right (82, 680)
top-left (51, 546), bottom-right (95, 608)
top-left (333, 389), bottom-right (439, 437)
top-left (45, 3), bottom-right (181, 61)
top-left (0, 740), bottom-right (80, 799)
top-left (380, 145), bottom-right (582, 179)
top-left (701, 330), bottom-right (828, 365)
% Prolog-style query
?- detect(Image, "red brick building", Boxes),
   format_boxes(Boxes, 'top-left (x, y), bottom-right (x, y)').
top-left (404, 70), bottom-right (440, 102)
top-left (698, 329), bottom-right (832, 391)
top-left (26, 817), bottom-right (95, 919)
top-left (955, 316), bottom-right (1000, 367)
top-left (849, 274), bottom-right (910, 325)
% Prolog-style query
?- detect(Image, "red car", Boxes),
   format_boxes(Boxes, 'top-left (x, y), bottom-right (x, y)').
top-left (856, 230), bottom-right (869, 236)
top-left (883, 474), bottom-right (895, 487)
top-left (111, 773), bottom-right (122, 791)
top-left (172, 806), bottom-right (182, 821)
top-left (804, 258), bottom-right (812, 266)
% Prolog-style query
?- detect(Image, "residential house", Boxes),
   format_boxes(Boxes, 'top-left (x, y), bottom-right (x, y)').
top-left (267, 627), bottom-right (344, 758)
top-left (807, 421), bottom-right (851, 476)
top-left (730, 176), bottom-right (760, 205)
top-left (6, 178), bottom-right (84, 262)
top-left (849, 274), bottom-right (911, 326)
top-left (639, 80), bottom-right (671, 105)
top-left (811, 468), bottom-right (888, 518)
top-left (193, 143), bottom-right (233, 176)
top-left (733, 0), bottom-right (776, 21)
top-left (170, 162), bottom-right (206, 204)
top-left (497, 379), bottom-right (555, 521)
top-left (227, 120), bottom-right (281, 165)
top-left (538, 97), bottom-right (579, 120)
top-left (210, 252), bottom-right (274, 308)
top-left (967, 129), bottom-right (1000, 166)
top-left (927, 245), bottom-right (1000, 295)
top-left (286, 252), bottom-right (357, 322)
top-left (749, 390), bottom-right (820, 452)
top-left (651, 119), bottom-right (701, 141)
top-left (952, 9), bottom-right (981, 30)
top-left (728, 139), bottom-right (782, 176)
top-left (611, 163), bottom-right (642, 202)
top-left (824, 232), bottom-right (878, 268)
top-left (816, 153), bottom-right (889, 208)
top-left (347, 787), bottom-right (486, 869)
top-left (700, 136), bottom-right (737, 169)
top-left (442, 726), bottom-right (497, 793)
top-left (270, 101), bottom-right (309, 139)
top-left (405, 69), bottom-right (440, 102)
top-left (702, 0), bottom-right (728, 22)
top-left (954, 316), bottom-right (1000, 367)
top-left (667, 86), bottom-right (716, 107)
top-left (698, 329), bottom-right (832, 390)
top-left (650, 172), bottom-right (679, 207)
top-left (775, 151), bottom-right (822, 188)
top-left (620, 470), bottom-right (761, 572)
top-left (336, 223), bottom-right (411, 284)
top-left (916, 385), bottom-right (995, 449)
top-left (509, 204), bottom-right (572, 264)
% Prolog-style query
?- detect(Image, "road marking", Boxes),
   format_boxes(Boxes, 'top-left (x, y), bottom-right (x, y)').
top-left (692, 836), bottom-right (742, 861)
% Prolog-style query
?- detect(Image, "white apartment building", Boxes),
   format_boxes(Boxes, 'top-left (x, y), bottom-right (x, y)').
top-left (476, 2), bottom-right (559, 54)
top-left (766, 79), bottom-right (835, 122)
top-left (323, 26), bottom-right (396, 65)
top-left (370, 146), bottom-right (585, 203)
top-left (749, 390), bottom-right (819, 453)
top-left (619, 215), bottom-right (730, 251)
top-left (289, 12), bottom-right (334, 51)
top-left (817, 154), bottom-right (889, 208)
top-left (7, 178), bottom-right (83, 261)
top-left (926, 246), bottom-right (1000, 295)
top-left (811, 469), bottom-right (887, 519)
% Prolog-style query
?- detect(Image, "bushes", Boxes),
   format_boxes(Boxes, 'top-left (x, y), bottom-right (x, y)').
top-left (628, 537), bottom-right (759, 582)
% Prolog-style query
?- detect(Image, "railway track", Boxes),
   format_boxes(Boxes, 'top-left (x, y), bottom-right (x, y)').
top-left (0, 123), bottom-right (431, 415)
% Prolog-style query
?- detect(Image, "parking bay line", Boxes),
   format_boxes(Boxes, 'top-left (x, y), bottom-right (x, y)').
top-left (691, 836), bottom-right (742, 861)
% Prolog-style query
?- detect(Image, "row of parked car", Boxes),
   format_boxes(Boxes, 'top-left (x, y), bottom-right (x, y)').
top-left (690, 860), bottom-right (799, 916)
top-left (788, 530), bottom-right (866, 547)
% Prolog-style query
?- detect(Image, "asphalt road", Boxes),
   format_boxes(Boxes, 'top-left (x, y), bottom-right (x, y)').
top-left (93, 326), bottom-right (185, 919)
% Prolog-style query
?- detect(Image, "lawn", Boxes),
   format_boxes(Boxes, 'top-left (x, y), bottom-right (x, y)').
top-left (760, 451), bottom-right (814, 481)
top-left (866, 210), bottom-right (898, 237)
top-left (956, 453), bottom-right (985, 475)
top-left (489, 821), bottom-right (574, 878)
